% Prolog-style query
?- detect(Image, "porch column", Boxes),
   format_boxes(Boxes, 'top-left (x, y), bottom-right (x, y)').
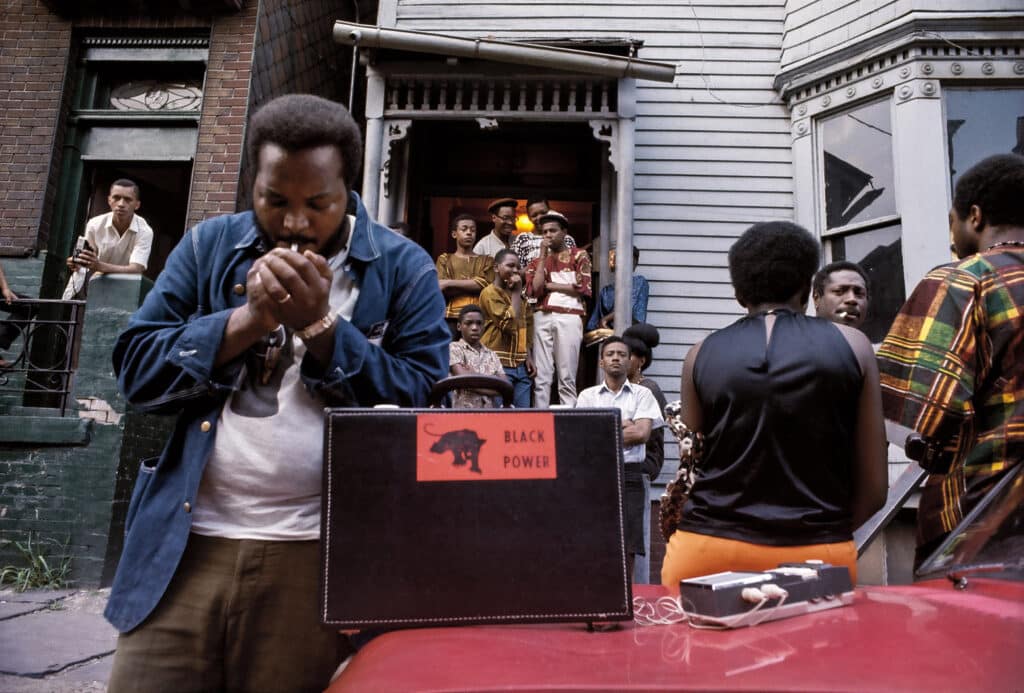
top-left (613, 78), bottom-right (636, 336)
top-left (361, 68), bottom-right (385, 218)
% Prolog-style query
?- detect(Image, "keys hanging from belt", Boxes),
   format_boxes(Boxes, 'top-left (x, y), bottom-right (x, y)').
top-left (261, 324), bottom-right (288, 385)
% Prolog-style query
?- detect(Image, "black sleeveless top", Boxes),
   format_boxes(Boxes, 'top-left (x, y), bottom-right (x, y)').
top-left (678, 310), bottom-right (862, 545)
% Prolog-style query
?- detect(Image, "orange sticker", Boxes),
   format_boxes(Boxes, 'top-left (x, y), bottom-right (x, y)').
top-left (417, 412), bottom-right (557, 481)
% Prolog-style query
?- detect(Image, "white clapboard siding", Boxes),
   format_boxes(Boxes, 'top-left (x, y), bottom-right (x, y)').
top-left (638, 160), bottom-right (793, 177)
top-left (780, 0), bottom-right (1013, 69)
top-left (637, 145), bottom-right (792, 162)
top-left (392, 0), bottom-right (793, 405)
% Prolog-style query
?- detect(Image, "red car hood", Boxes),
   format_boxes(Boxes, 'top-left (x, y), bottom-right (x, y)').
top-left (328, 579), bottom-right (1024, 692)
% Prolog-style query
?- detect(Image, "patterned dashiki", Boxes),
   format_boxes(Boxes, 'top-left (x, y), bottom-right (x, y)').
top-left (435, 253), bottom-right (494, 319)
top-left (448, 338), bottom-right (506, 409)
top-left (510, 231), bottom-right (576, 272)
top-left (525, 246), bottom-right (592, 315)
top-left (511, 232), bottom-right (576, 305)
top-left (876, 247), bottom-right (1024, 548)
top-left (478, 283), bottom-right (532, 368)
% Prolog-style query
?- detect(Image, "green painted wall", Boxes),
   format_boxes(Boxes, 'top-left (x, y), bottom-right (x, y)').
top-left (0, 254), bottom-right (46, 298)
top-left (0, 274), bottom-right (174, 587)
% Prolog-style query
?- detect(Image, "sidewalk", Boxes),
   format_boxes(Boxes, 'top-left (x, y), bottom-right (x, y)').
top-left (0, 588), bottom-right (116, 693)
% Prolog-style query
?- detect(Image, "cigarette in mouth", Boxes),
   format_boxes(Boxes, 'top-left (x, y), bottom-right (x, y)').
top-left (839, 311), bottom-right (849, 319)
top-left (290, 243), bottom-right (299, 252)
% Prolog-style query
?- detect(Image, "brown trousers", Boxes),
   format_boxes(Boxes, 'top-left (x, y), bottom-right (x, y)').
top-left (108, 534), bottom-right (351, 693)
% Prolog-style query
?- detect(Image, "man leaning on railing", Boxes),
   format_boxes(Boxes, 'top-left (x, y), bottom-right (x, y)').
top-left (62, 179), bottom-right (153, 300)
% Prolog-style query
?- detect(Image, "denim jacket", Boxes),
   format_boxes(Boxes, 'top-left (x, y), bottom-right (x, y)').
top-left (104, 193), bottom-right (449, 632)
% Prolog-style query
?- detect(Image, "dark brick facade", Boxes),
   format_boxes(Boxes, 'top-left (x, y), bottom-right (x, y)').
top-left (1, 0), bottom-right (365, 269)
top-left (1, 4), bottom-right (255, 258)
top-left (0, 276), bottom-right (169, 586)
top-left (188, 2), bottom-right (260, 228)
top-left (0, 3), bottom-right (72, 257)
top-left (236, 0), bottom-right (361, 210)
top-left (0, 2), bottom-right (245, 264)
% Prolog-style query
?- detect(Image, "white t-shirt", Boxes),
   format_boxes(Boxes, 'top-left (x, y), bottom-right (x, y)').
top-left (192, 222), bottom-right (359, 540)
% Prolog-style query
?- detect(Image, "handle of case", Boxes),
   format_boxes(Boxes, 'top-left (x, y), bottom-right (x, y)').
top-left (428, 374), bottom-right (515, 408)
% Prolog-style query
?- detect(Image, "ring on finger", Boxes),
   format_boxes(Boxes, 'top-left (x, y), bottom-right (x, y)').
top-left (278, 293), bottom-right (293, 304)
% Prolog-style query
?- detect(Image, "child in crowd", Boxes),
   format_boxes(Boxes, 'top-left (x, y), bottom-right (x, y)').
top-left (479, 249), bottom-right (534, 408)
top-left (436, 214), bottom-right (494, 337)
top-left (449, 304), bottom-right (508, 409)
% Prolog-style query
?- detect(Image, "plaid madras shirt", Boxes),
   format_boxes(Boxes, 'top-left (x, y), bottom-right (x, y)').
top-left (877, 248), bottom-right (1024, 546)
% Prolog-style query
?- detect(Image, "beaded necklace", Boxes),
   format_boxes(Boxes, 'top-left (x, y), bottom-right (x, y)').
top-left (985, 240), bottom-right (1024, 251)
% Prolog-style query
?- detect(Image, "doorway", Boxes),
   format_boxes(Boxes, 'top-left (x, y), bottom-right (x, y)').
top-left (402, 119), bottom-right (609, 393)
top-left (403, 120), bottom-right (604, 259)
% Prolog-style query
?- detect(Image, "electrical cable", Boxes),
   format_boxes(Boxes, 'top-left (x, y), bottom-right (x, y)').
top-left (683, 0), bottom-right (785, 110)
top-left (632, 595), bottom-right (689, 626)
top-left (633, 583), bottom-right (792, 630)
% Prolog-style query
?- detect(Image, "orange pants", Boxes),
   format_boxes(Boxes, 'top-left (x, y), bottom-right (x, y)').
top-left (661, 530), bottom-right (857, 590)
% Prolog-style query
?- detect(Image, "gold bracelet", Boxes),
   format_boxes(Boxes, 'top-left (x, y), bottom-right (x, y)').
top-left (297, 311), bottom-right (338, 340)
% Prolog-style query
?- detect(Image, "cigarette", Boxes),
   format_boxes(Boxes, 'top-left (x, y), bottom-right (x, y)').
top-left (290, 243), bottom-right (299, 252)
top-left (839, 311), bottom-right (849, 319)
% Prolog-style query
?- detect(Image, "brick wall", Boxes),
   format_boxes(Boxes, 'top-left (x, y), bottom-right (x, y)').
top-left (0, 423), bottom-right (115, 585)
top-left (235, 0), bottom-right (358, 210)
top-left (0, 0), bottom-right (366, 585)
top-left (0, 255), bottom-right (45, 297)
top-left (0, 3), bottom-right (72, 257)
top-left (187, 1), bottom-right (260, 227)
top-left (0, 1), bottom-right (264, 255)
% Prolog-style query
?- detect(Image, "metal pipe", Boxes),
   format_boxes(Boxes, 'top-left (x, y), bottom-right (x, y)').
top-left (361, 69), bottom-right (386, 217)
top-left (613, 118), bottom-right (635, 337)
top-left (348, 43), bottom-right (359, 109)
top-left (333, 21), bottom-right (677, 83)
top-left (613, 79), bottom-right (637, 337)
top-left (347, 0), bottom-right (360, 109)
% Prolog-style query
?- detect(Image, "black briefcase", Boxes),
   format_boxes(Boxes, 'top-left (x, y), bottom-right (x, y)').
top-left (320, 381), bottom-right (631, 629)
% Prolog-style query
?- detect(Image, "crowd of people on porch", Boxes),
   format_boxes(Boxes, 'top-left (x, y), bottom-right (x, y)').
top-left (430, 195), bottom-right (652, 410)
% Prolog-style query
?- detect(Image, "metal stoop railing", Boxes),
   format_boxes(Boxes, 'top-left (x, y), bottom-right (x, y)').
top-left (0, 298), bottom-right (87, 416)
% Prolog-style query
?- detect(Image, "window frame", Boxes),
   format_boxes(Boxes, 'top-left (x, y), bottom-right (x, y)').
top-left (790, 39), bottom-right (1022, 325)
top-left (816, 96), bottom-right (901, 240)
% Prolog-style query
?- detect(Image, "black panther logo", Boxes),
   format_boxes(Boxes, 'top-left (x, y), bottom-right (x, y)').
top-left (425, 424), bottom-right (487, 474)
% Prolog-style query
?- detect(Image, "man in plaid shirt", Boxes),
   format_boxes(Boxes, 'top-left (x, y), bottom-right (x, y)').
top-left (877, 153), bottom-right (1024, 567)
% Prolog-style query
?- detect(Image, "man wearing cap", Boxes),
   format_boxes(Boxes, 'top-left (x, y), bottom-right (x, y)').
top-left (474, 198), bottom-right (518, 257)
top-left (526, 210), bottom-right (592, 407)
top-left (511, 197), bottom-right (577, 274)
